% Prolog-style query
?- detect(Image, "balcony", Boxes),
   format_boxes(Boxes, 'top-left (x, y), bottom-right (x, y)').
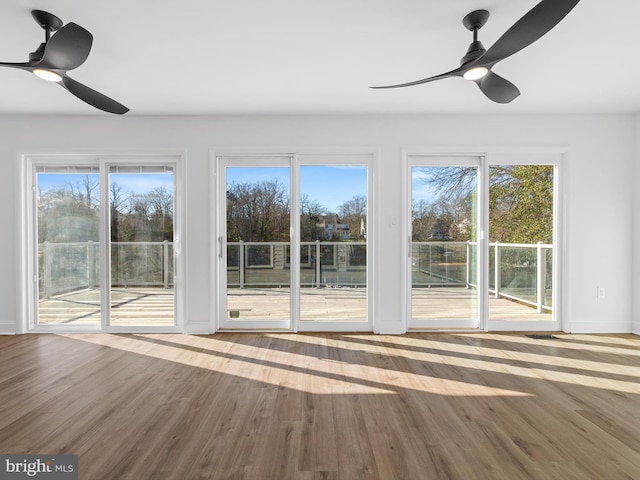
top-left (36, 240), bottom-right (553, 325)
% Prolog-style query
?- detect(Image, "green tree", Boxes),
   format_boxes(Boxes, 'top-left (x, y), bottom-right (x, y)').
top-left (488, 165), bottom-right (553, 243)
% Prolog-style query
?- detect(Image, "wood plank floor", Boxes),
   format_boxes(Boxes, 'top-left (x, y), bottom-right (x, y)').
top-left (1, 333), bottom-right (638, 479)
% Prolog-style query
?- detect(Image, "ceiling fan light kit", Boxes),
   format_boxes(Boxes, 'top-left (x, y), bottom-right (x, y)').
top-left (0, 9), bottom-right (128, 114)
top-left (33, 68), bottom-right (63, 82)
top-left (371, 0), bottom-right (581, 104)
top-left (463, 67), bottom-right (488, 81)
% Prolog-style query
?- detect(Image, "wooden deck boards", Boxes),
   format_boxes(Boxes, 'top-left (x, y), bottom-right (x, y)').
top-left (38, 288), bottom-right (175, 326)
top-left (37, 287), bottom-right (551, 326)
top-left (0, 332), bottom-right (638, 479)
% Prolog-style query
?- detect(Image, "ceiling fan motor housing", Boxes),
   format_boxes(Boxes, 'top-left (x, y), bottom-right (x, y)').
top-left (460, 41), bottom-right (486, 66)
top-left (29, 43), bottom-right (47, 63)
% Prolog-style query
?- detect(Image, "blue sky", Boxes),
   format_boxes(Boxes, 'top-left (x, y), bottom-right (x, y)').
top-left (412, 167), bottom-right (439, 203)
top-left (37, 172), bottom-right (175, 196)
top-left (37, 167), bottom-right (366, 212)
top-left (227, 165), bottom-right (367, 212)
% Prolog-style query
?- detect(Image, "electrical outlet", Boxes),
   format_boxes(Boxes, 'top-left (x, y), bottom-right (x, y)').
top-left (597, 287), bottom-right (606, 299)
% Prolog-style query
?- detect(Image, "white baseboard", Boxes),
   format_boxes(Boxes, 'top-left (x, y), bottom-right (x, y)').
top-left (569, 321), bottom-right (631, 334)
top-left (374, 325), bottom-right (406, 335)
top-left (631, 322), bottom-right (640, 336)
top-left (0, 322), bottom-right (16, 335)
top-left (184, 321), bottom-right (211, 335)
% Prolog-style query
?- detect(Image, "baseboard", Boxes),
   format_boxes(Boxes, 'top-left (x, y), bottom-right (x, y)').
top-left (569, 321), bottom-right (631, 334)
top-left (374, 325), bottom-right (406, 335)
top-left (0, 322), bottom-right (16, 335)
top-left (184, 321), bottom-right (211, 335)
top-left (631, 322), bottom-right (640, 336)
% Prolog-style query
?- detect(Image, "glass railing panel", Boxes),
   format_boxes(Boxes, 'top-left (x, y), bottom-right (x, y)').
top-left (300, 242), bottom-right (367, 322)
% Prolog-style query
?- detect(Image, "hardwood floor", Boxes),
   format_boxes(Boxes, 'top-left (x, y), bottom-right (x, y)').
top-left (0, 332), bottom-right (639, 479)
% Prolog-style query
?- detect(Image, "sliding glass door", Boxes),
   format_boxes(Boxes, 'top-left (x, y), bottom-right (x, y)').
top-left (217, 153), bottom-right (373, 331)
top-left (35, 166), bottom-right (102, 326)
top-left (297, 156), bottom-right (371, 331)
top-left (408, 156), bottom-right (481, 329)
top-left (31, 157), bottom-right (180, 331)
top-left (108, 166), bottom-right (176, 327)
top-left (407, 153), bottom-right (560, 331)
top-left (219, 157), bottom-right (292, 329)
top-left (487, 157), bottom-right (558, 329)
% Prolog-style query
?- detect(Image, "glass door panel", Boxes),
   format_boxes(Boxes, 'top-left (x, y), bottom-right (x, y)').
top-left (409, 160), bottom-right (480, 329)
top-left (35, 167), bottom-right (102, 326)
top-left (221, 163), bottom-right (291, 328)
top-left (108, 166), bottom-right (176, 326)
top-left (488, 164), bottom-right (554, 323)
top-left (299, 165), bottom-right (368, 326)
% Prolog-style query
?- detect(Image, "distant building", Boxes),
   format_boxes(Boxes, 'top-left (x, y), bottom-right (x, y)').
top-left (429, 218), bottom-right (450, 241)
top-left (317, 215), bottom-right (351, 240)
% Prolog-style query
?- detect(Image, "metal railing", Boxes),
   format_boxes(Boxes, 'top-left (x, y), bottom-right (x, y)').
top-left (38, 241), bottom-right (174, 299)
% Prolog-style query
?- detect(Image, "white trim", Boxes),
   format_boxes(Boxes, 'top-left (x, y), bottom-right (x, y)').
top-left (184, 321), bottom-right (210, 335)
top-left (398, 149), bottom-right (409, 335)
top-left (479, 154), bottom-right (490, 331)
top-left (209, 149), bottom-right (217, 334)
top-left (0, 322), bottom-right (16, 335)
top-left (297, 321), bottom-right (372, 333)
top-left (290, 155), bottom-right (300, 333)
top-left (569, 321), bottom-right (632, 334)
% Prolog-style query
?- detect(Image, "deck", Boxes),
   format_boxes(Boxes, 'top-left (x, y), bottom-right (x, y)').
top-left (37, 286), bottom-right (551, 327)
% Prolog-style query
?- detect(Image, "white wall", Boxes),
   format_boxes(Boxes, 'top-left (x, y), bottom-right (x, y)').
top-left (0, 114), bottom-right (635, 334)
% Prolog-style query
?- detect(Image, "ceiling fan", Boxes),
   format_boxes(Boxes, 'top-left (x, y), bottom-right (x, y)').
top-left (371, 0), bottom-right (581, 103)
top-left (0, 10), bottom-right (128, 114)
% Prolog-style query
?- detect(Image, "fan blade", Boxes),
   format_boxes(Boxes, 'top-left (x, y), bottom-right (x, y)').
top-left (475, 71), bottom-right (520, 103)
top-left (38, 23), bottom-right (93, 71)
top-left (480, 0), bottom-right (580, 67)
top-left (370, 66), bottom-right (465, 89)
top-left (0, 62), bottom-right (34, 71)
top-left (61, 75), bottom-right (129, 114)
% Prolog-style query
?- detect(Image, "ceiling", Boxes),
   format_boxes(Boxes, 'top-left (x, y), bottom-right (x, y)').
top-left (0, 0), bottom-right (637, 116)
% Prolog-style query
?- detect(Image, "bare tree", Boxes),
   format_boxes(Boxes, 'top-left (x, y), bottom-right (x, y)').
top-left (226, 179), bottom-right (290, 242)
top-left (300, 193), bottom-right (326, 241)
top-left (337, 195), bottom-right (367, 240)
